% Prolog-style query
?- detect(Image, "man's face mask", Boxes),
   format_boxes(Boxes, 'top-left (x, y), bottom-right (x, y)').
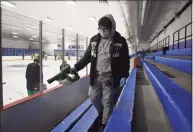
top-left (98, 26), bottom-right (110, 38)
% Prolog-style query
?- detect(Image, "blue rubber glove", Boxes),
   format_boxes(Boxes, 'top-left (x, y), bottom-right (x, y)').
top-left (120, 78), bottom-right (127, 87)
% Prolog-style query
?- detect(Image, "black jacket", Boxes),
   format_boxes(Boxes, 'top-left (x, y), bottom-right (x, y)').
top-left (74, 31), bottom-right (130, 87)
top-left (25, 62), bottom-right (43, 91)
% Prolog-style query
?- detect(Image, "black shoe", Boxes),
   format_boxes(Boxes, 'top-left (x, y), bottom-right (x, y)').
top-left (97, 113), bottom-right (103, 123)
top-left (88, 114), bottom-right (103, 132)
top-left (99, 124), bottom-right (106, 132)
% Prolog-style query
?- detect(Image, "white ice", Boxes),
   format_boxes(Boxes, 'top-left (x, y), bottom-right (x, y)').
top-left (2, 59), bottom-right (90, 105)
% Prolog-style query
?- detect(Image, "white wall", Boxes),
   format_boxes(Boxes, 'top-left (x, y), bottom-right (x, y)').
top-left (2, 39), bottom-right (30, 49)
top-left (150, 5), bottom-right (192, 46)
top-left (42, 43), bottom-right (57, 55)
top-left (138, 41), bottom-right (149, 51)
top-left (30, 43), bottom-right (39, 49)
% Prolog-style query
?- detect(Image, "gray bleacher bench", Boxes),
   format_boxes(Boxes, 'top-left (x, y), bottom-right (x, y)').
top-left (51, 99), bottom-right (92, 132)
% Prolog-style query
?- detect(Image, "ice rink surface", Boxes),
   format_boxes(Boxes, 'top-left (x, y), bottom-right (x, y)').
top-left (2, 58), bottom-right (133, 106)
top-left (2, 59), bottom-right (90, 105)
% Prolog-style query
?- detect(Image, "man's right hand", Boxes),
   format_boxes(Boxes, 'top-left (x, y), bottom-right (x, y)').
top-left (70, 66), bottom-right (77, 74)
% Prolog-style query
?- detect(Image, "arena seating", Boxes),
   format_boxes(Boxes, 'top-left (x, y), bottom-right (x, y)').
top-left (166, 48), bottom-right (192, 56)
top-left (145, 56), bottom-right (192, 75)
top-left (142, 59), bottom-right (192, 132)
top-left (151, 39), bottom-right (192, 56)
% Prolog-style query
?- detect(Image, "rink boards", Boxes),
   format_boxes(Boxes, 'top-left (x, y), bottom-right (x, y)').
top-left (1, 76), bottom-right (89, 132)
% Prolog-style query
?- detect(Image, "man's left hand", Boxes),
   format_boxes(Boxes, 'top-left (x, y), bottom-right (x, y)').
top-left (120, 78), bottom-right (127, 87)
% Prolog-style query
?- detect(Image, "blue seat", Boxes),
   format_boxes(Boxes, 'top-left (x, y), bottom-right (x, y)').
top-left (69, 106), bottom-right (98, 132)
top-left (51, 99), bottom-right (92, 132)
top-left (151, 51), bottom-right (163, 56)
top-left (104, 68), bottom-right (137, 132)
top-left (155, 57), bottom-right (192, 75)
top-left (166, 48), bottom-right (192, 56)
top-left (143, 60), bottom-right (192, 132)
top-left (145, 56), bottom-right (192, 74)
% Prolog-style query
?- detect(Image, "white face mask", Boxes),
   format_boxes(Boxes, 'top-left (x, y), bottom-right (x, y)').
top-left (99, 30), bottom-right (110, 38)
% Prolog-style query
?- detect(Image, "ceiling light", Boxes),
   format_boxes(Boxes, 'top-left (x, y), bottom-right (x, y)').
top-left (67, 0), bottom-right (76, 4)
top-left (68, 26), bottom-right (73, 30)
top-left (1, 1), bottom-right (15, 7)
top-left (89, 16), bottom-right (96, 21)
top-left (141, 0), bottom-right (147, 25)
top-left (32, 35), bottom-right (37, 38)
top-left (26, 27), bottom-right (32, 30)
top-left (33, 42), bottom-right (39, 44)
top-left (13, 36), bottom-right (18, 38)
top-left (29, 38), bottom-right (33, 40)
top-left (12, 32), bottom-right (18, 35)
top-left (45, 17), bottom-right (53, 22)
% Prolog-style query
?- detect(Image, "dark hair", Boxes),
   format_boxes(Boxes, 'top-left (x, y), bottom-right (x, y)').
top-left (98, 17), bottom-right (112, 30)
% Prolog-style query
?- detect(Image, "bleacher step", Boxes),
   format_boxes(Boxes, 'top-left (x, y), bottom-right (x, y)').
top-left (132, 83), bottom-right (172, 132)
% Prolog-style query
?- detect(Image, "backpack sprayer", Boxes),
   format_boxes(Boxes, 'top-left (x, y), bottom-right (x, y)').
top-left (47, 65), bottom-right (80, 85)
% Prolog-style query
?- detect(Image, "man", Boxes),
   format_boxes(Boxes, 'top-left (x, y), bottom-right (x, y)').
top-left (31, 53), bottom-right (34, 60)
top-left (54, 54), bottom-right (57, 61)
top-left (141, 49), bottom-right (145, 58)
top-left (58, 60), bottom-right (71, 85)
top-left (60, 60), bottom-right (69, 71)
top-left (22, 53), bottom-right (25, 60)
top-left (44, 54), bottom-right (48, 61)
top-left (25, 54), bottom-right (43, 96)
top-left (71, 14), bottom-right (130, 130)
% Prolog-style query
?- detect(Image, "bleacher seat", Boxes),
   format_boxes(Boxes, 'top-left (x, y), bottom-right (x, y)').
top-left (143, 60), bottom-right (192, 132)
top-left (69, 106), bottom-right (98, 132)
top-left (151, 51), bottom-right (163, 56)
top-left (166, 48), bottom-right (192, 56)
top-left (51, 99), bottom-right (92, 132)
top-left (155, 57), bottom-right (192, 75)
top-left (145, 56), bottom-right (192, 75)
top-left (104, 68), bottom-right (137, 132)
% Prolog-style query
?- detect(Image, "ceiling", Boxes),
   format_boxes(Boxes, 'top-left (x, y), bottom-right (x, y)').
top-left (137, 1), bottom-right (187, 42)
top-left (1, 0), bottom-right (188, 47)
top-left (1, 1), bottom-right (111, 45)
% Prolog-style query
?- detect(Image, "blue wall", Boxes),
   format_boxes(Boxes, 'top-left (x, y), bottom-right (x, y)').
top-left (2, 48), bottom-right (39, 56)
